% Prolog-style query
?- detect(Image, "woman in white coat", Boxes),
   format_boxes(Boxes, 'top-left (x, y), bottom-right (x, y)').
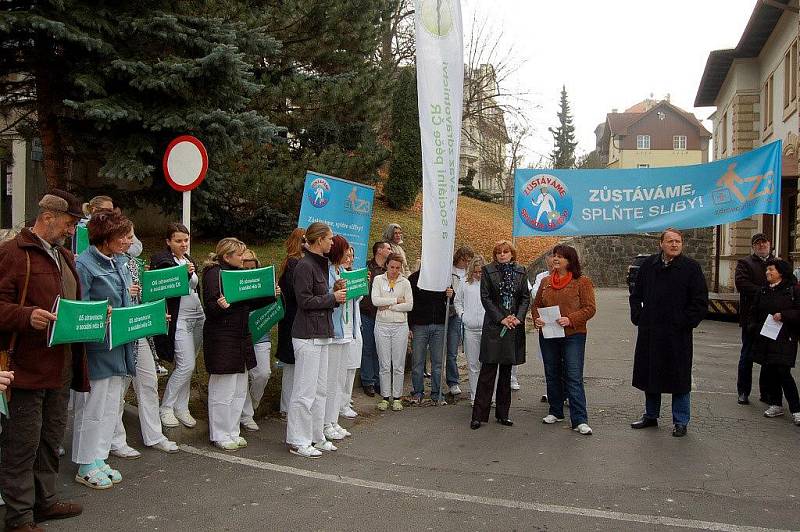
top-left (455, 255), bottom-right (486, 403)
top-left (371, 254), bottom-right (413, 411)
top-left (339, 246), bottom-right (362, 419)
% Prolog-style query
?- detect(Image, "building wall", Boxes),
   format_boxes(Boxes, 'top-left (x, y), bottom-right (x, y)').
top-left (617, 149), bottom-right (705, 168)
top-left (619, 109), bottom-right (706, 151)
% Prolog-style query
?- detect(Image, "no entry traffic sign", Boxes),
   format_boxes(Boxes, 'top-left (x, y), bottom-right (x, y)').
top-left (163, 135), bottom-right (208, 192)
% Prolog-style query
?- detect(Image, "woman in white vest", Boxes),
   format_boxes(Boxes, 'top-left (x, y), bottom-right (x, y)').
top-left (455, 255), bottom-right (486, 404)
top-left (371, 254), bottom-right (413, 411)
top-left (339, 246), bottom-right (362, 419)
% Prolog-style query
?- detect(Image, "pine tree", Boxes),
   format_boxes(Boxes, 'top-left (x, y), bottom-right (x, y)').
top-left (548, 85), bottom-right (578, 169)
top-left (385, 67), bottom-right (421, 209)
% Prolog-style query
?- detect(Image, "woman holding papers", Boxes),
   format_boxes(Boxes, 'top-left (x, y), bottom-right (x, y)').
top-left (201, 238), bottom-right (277, 451)
top-left (532, 244), bottom-right (596, 435)
top-left (276, 228), bottom-right (305, 417)
top-left (73, 210), bottom-right (137, 489)
top-left (471, 241), bottom-right (529, 430)
top-left (454, 255), bottom-right (486, 404)
top-left (286, 222), bottom-right (347, 458)
top-left (371, 253), bottom-right (413, 411)
top-left (339, 246), bottom-right (362, 419)
top-left (748, 258), bottom-right (800, 425)
top-left (150, 222), bottom-right (205, 429)
top-left (322, 236), bottom-right (357, 441)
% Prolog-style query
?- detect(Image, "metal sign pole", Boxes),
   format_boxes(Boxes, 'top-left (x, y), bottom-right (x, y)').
top-left (183, 190), bottom-right (191, 254)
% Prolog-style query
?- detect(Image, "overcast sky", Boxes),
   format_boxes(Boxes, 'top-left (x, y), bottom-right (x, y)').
top-left (460, 0), bottom-right (758, 165)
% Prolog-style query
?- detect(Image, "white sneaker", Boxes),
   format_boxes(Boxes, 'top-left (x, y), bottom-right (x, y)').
top-left (156, 364), bottom-right (169, 377)
top-left (240, 418), bottom-right (260, 432)
top-left (574, 423), bottom-right (593, 435)
top-left (341, 406), bottom-right (358, 419)
top-left (314, 440), bottom-right (337, 452)
top-left (510, 377), bottom-right (520, 391)
top-left (236, 436), bottom-right (248, 448)
top-left (150, 440), bottom-right (179, 453)
top-left (289, 444), bottom-right (322, 458)
top-left (174, 410), bottom-right (197, 428)
top-left (214, 440), bottom-right (239, 451)
top-left (160, 410), bottom-right (180, 428)
top-left (449, 384), bottom-right (462, 395)
top-left (793, 412), bottom-right (800, 425)
top-left (764, 405), bottom-right (785, 418)
top-left (333, 423), bottom-right (351, 437)
top-left (110, 445), bottom-right (142, 460)
top-left (542, 415), bottom-right (564, 424)
top-left (323, 425), bottom-right (345, 441)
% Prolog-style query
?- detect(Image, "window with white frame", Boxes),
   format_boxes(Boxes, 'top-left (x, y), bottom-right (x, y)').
top-left (784, 40), bottom-right (797, 110)
top-left (636, 135), bottom-right (650, 150)
top-left (673, 135), bottom-right (687, 150)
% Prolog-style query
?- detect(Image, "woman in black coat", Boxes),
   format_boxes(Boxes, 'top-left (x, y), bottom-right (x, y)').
top-left (470, 240), bottom-right (530, 429)
top-left (276, 228), bottom-right (305, 416)
top-left (201, 238), bottom-right (275, 451)
top-left (748, 258), bottom-right (800, 424)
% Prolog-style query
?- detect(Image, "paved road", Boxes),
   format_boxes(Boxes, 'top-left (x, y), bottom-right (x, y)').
top-left (5, 289), bottom-right (800, 531)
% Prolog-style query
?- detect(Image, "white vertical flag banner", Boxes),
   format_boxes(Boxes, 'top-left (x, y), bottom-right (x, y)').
top-left (415, 0), bottom-right (464, 291)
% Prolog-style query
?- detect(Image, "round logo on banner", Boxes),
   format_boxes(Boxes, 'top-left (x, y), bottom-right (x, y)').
top-left (516, 174), bottom-right (573, 232)
top-left (307, 178), bottom-right (331, 208)
top-left (419, 0), bottom-right (454, 37)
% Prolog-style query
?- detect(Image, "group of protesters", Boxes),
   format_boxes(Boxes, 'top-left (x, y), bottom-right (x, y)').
top-left (1, 189), bottom-right (799, 531)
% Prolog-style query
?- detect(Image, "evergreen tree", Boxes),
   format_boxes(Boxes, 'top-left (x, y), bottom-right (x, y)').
top-left (0, 1), bottom-right (281, 193)
top-left (548, 85), bottom-right (578, 169)
top-left (385, 67), bottom-right (421, 209)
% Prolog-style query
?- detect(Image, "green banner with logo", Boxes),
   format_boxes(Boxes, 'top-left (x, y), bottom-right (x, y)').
top-left (248, 298), bottom-right (284, 344)
top-left (140, 265), bottom-right (190, 302)
top-left (48, 297), bottom-right (108, 347)
top-left (221, 266), bottom-right (275, 304)
top-left (341, 267), bottom-right (369, 300)
top-left (74, 225), bottom-right (90, 255)
top-left (109, 299), bottom-right (168, 349)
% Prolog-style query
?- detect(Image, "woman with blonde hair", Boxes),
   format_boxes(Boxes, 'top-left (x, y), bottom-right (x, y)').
top-left (201, 238), bottom-right (276, 451)
top-left (455, 255), bottom-right (486, 403)
top-left (277, 228), bottom-right (305, 417)
top-left (287, 223), bottom-right (346, 458)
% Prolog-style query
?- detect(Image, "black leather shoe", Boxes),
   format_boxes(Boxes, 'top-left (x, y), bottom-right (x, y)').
top-left (737, 393), bottom-right (749, 405)
top-left (630, 416), bottom-right (658, 429)
top-left (496, 418), bottom-right (513, 426)
top-left (470, 420), bottom-right (481, 430)
top-left (672, 424), bottom-right (687, 437)
top-left (363, 385), bottom-right (375, 397)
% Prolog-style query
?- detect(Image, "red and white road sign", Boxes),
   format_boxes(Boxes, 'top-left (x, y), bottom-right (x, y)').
top-left (163, 135), bottom-right (208, 191)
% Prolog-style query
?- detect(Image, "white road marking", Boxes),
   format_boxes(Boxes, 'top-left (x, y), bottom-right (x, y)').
top-left (180, 444), bottom-right (791, 532)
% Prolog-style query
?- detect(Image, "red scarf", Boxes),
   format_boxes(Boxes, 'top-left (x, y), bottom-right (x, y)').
top-left (550, 270), bottom-right (573, 290)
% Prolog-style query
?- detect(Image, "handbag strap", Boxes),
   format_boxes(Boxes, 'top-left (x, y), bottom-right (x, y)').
top-left (7, 251), bottom-right (31, 354)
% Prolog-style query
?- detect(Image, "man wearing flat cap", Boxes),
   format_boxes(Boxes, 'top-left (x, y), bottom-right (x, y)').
top-left (734, 232), bottom-right (777, 406)
top-left (0, 189), bottom-right (90, 531)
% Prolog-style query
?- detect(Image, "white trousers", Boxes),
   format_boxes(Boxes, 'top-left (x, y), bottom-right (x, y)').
top-left (286, 339), bottom-right (328, 448)
top-left (111, 339), bottom-right (167, 448)
top-left (280, 363), bottom-right (294, 414)
top-left (161, 310), bottom-right (205, 415)
top-left (375, 321), bottom-right (409, 399)
top-left (463, 327), bottom-right (483, 401)
top-left (325, 343), bottom-right (349, 425)
top-left (340, 369), bottom-right (356, 413)
top-left (208, 373), bottom-right (248, 444)
top-left (72, 376), bottom-right (125, 465)
top-left (241, 342), bottom-right (272, 423)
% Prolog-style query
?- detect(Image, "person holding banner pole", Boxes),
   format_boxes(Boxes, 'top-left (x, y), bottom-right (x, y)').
top-left (72, 210), bottom-right (137, 488)
top-left (323, 236), bottom-right (356, 440)
top-left (151, 222), bottom-right (205, 429)
top-left (339, 246), bottom-right (363, 419)
top-left (286, 223), bottom-right (346, 458)
top-left (408, 268), bottom-right (451, 404)
top-left (201, 239), bottom-right (276, 451)
top-left (276, 228), bottom-right (305, 417)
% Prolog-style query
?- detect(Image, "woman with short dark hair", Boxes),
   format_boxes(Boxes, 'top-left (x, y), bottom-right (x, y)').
top-left (533, 244), bottom-right (596, 435)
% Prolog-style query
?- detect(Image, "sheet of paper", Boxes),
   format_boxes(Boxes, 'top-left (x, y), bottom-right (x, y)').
top-left (538, 305), bottom-right (565, 339)
top-left (760, 314), bottom-right (783, 340)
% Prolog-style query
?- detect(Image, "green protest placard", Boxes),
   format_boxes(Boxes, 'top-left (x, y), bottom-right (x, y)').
top-left (74, 225), bottom-right (90, 255)
top-left (140, 265), bottom-right (190, 302)
top-left (248, 299), bottom-right (284, 344)
top-left (48, 297), bottom-right (108, 347)
top-left (341, 267), bottom-right (369, 300)
top-left (109, 299), bottom-right (168, 349)
top-left (221, 266), bottom-right (275, 304)
top-left (0, 394), bottom-right (7, 418)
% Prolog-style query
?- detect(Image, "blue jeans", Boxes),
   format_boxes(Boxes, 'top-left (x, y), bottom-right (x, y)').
top-left (539, 333), bottom-right (588, 428)
top-left (645, 392), bottom-right (690, 426)
top-left (446, 315), bottom-right (462, 386)
top-left (360, 314), bottom-right (380, 391)
top-left (411, 324), bottom-right (446, 400)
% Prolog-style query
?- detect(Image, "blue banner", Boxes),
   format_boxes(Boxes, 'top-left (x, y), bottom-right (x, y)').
top-left (513, 141), bottom-right (782, 237)
top-left (297, 171), bottom-right (375, 268)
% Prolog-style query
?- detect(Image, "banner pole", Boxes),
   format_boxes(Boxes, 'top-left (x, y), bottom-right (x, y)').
top-left (439, 297), bottom-right (451, 405)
